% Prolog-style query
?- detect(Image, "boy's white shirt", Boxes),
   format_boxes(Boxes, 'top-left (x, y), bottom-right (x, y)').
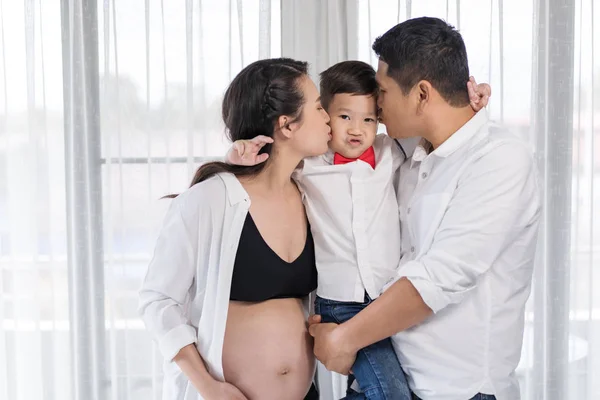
top-left (293, 133), bottom-right (405, 302)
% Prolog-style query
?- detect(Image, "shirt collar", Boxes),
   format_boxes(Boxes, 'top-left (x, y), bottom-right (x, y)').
top-left (218, 172), bottom-right (250, 206)
top-left (322, 149), bottom-right (335, 165)
top-left (410, 109), bottom-right (489, 168)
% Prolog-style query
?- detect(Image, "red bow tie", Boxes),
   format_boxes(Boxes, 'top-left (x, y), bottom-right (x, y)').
top-left (333, 146), bottom-right (376, 169)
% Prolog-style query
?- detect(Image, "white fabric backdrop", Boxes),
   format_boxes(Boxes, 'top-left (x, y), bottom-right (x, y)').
top-left (0, 0), bottom-right (280, 399)
top-left (1, 0), bottom-right (598, 400)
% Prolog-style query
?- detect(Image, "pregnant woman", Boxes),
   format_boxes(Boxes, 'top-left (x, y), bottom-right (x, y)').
top-left (139, 57), bottom-right (331, 400)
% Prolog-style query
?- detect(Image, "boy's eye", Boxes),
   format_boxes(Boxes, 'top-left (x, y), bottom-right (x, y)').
top-left (340, 115), bottom-right (350, 120)
top-left (365, 118), bottom-right (376, 123)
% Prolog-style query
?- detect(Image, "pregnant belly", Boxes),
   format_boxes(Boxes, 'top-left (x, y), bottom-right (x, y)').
top-left (222, 298), bottom-right (315, 400)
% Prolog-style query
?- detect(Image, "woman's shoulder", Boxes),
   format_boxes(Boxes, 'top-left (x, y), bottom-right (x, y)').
top-left (174, 172), bottom-right (246, 213)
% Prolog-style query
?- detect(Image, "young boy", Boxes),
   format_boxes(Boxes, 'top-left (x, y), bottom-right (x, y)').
top-left (227, 61), bottom-right (489, 399)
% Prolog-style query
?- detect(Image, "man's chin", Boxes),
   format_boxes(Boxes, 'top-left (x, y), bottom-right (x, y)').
top-left (385, 127), bottom-right (418, 140)
top-left (386, 130), bottom-right (411, 139)
top-left (381, 124), bottom-right (403, 139)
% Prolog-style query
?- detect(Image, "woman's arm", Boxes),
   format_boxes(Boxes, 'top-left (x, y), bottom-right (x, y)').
top-left (139, 191), bottom-right (248, 399)
top-left (174, 345), bottom-right (218, 395)
top-left (175, 345), bottom-right (248, 399)
top-left (139, 199), bottom-right (199, 361)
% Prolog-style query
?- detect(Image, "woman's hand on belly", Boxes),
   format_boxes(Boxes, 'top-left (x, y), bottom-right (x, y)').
top-left (203, 381), bottom-right (249, 400)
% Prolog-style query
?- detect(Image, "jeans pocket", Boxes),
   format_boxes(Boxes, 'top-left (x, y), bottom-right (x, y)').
top-left (315, 298), bottom-right (341, 324)
top-left (331, 303), bottom-right (364, 324)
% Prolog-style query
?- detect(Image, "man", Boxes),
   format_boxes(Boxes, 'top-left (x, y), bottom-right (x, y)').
top-left (308, 17), bottom-right (541, 400)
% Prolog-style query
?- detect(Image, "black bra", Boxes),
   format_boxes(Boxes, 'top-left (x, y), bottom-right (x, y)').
top-left (229, 213), bottom-right (317, 302)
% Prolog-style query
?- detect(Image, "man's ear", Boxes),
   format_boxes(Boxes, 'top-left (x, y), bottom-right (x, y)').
top-left (277, 115), bottom-right (295, 139)
top-left (415, 80), bottom-right (432, 115)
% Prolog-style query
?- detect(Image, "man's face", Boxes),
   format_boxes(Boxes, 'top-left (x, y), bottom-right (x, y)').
top-left (375, 60), bottom-right (420, 139)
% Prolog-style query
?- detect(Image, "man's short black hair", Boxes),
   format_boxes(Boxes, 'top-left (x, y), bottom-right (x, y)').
top-left (319, 60), bottom-right (379, 111)
top-left (372, 17), bottom-right (470, 107)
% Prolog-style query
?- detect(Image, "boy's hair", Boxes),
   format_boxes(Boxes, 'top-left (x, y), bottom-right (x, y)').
top-left (372, 17), bottom-right (470, 107)
top-left (319, 61), bottom-right (379, 111)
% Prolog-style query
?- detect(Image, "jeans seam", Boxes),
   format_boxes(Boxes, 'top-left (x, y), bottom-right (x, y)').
top-left (330, 304), bottom-right (344, 324)
top-left (315, 298), bottom-right (344, 324)
top-left (356, 346), bottom-right (387, 395)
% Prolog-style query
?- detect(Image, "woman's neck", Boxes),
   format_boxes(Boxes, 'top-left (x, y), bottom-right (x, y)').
top-left (243, 152), bottom-right (302, 195)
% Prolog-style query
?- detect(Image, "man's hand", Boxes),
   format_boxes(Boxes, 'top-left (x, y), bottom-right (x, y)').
top-left (467, 76), bottom-right (491, 111)
top-left (225, 135), bottom-right (273, 166)
top-left (308, 315), bottom-right (357, 375)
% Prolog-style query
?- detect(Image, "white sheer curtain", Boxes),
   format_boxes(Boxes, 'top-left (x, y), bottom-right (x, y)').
top-left (2, 0), bottom-right (599, 399)
top-left (0, 0), bottom-right (280, 399)
top-left (282, 1), bottom-right (599, 399)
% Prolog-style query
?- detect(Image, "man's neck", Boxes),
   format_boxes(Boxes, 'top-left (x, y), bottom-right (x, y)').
top-left (425, 106), bottom-right (476, 150)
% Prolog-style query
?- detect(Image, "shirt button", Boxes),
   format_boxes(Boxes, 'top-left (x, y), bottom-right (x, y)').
top-left (407, 207), bottom-right (411, 214)
top-left (411, 246), bottom-right (415, 253)
top-left (421, 172), bottom-right (428, 179)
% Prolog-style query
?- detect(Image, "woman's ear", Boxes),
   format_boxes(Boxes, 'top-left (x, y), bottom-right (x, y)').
top-left (277, 115), bottom-right (295, 139)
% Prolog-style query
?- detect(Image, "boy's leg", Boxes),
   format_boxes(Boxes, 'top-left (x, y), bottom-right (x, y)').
top-left (348, 337), bottom-right (410, 400)
top-left (315, 295), bottom-right (410, 400)
top-left (314, 296), bottom-right (358, 398)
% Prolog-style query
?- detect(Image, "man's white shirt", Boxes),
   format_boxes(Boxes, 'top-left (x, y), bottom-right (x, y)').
top-left (389, 110), bottom-right (541, 400)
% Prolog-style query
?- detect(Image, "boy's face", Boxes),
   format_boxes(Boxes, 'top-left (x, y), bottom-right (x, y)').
top-left (327, 93), bottom-right (378, 159)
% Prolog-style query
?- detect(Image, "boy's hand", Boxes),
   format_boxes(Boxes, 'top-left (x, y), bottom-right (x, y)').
top-left (226, 135), bottom-right (274, 166)
top-left (467, 76), bottom-right (491, 111)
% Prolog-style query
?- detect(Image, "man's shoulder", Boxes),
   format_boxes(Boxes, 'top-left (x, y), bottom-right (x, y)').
top-left (470, 122), bottom-right (533, 159)
top-left (461, 123), bottom-right (535, 179)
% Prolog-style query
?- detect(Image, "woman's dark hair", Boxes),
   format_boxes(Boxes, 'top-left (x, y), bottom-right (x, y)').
top-left (165, 58), bottom-right (309, 198)
top-left (319, 61), bottom-right (378, 111)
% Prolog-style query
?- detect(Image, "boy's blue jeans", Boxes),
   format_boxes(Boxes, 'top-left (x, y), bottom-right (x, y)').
top-left (413, 394), bottom-right (496, 400)
top-left (314, 294), bottom-right (411, 400)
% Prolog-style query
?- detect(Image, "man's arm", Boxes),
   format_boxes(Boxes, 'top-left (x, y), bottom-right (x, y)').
top-left (338, 277), bottom-right (432, 353)
top-left (311, 140), bottom-right (540, 371)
